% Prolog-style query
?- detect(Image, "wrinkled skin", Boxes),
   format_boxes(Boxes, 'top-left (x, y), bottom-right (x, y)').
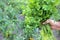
top-left (43, 19), bottom-right (60, 30)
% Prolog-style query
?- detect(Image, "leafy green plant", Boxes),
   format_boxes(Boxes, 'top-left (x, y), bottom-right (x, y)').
top-left (22, 0), bottom-right (60, 40)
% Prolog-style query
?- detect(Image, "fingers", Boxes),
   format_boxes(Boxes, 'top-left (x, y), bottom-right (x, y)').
top-left (43, 22), bottom-right (47, 24)
top-left (42, 19), bottom-right (53, 24)
top-left (43, 20), bottom-right (49, 24)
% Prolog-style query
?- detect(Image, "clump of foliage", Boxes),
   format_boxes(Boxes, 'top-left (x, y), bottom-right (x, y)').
top-left (22, 0), bottom-right (60, 40)
top-left (0, 0), bottom-right (24, 40)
